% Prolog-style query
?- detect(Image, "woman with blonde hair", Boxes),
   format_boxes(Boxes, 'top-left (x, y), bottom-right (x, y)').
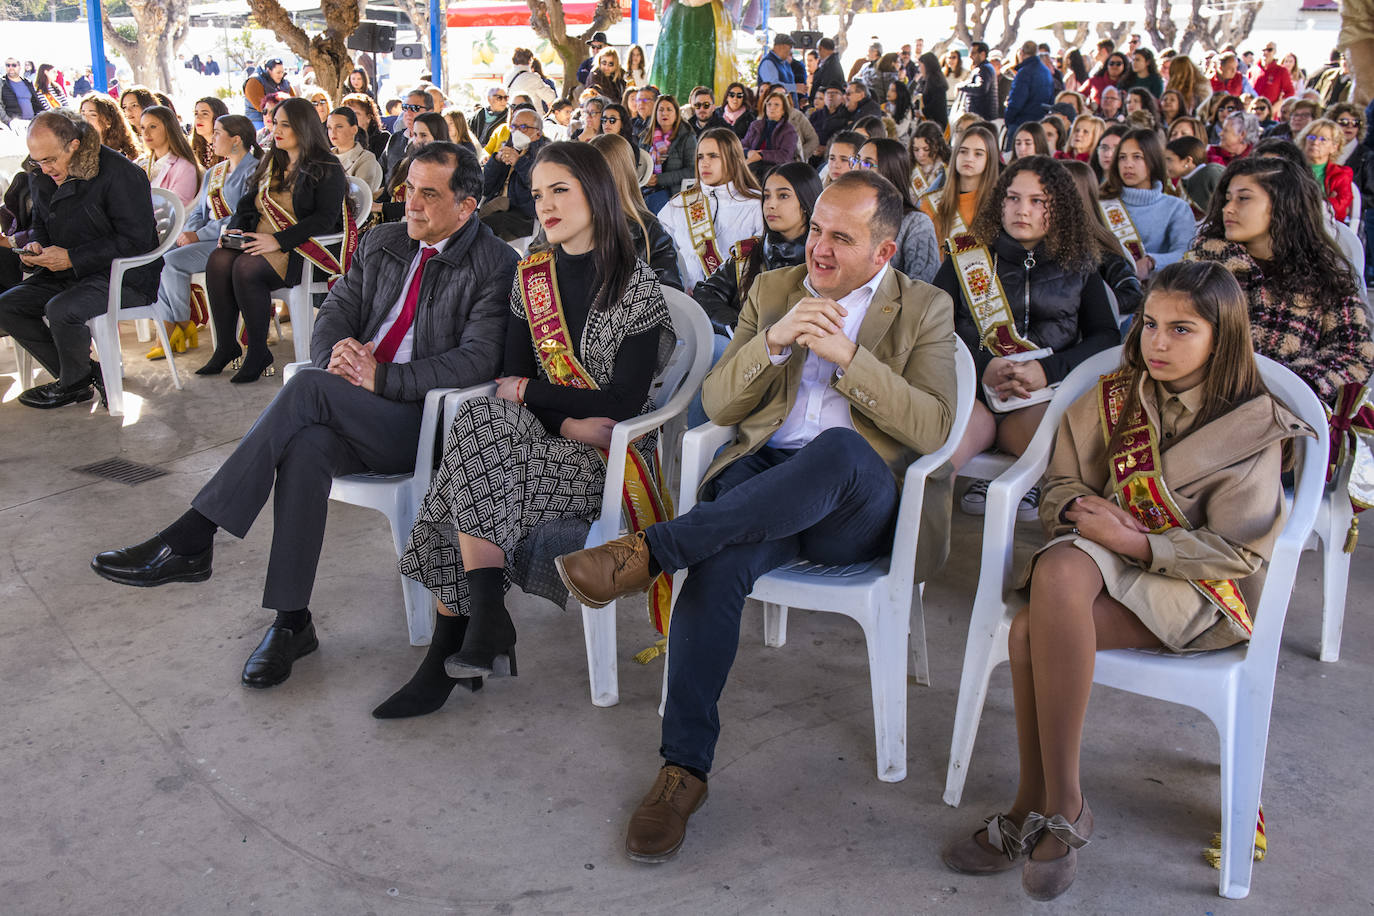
top-left (441, 106), bottom-right (482, 160)
top-left (303, 87), bottom-right (333, 122)
top-left (1297, 117), bottom-right (1355, 223)
top-left (921, 124), bottom-right (1000, 248)
top-left (78, 92), bottom-right (142, 160)
top-left (1061, 114), bottom-right (1104, 163)
top-left (586, 47), bottom-right (627, 101)
top-left (587, 132), bottom-right (682, 288)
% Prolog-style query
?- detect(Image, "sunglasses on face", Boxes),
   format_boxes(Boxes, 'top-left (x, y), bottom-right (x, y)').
top-left (602, 115), bottom-right (620, 123)
top-left (727, 91), bottom-right (744, 98)
top-left (401, 103), bottom-right (426, 112)
top-left (693, 102), bottom-right (713, 109)
top-left (1338, 118), bottom-right (1359, 127)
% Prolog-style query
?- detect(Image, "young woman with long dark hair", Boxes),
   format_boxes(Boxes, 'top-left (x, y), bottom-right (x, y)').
top-left (909, 120), bottom-right (950, 198)
top-left (659, 127), bottom-right (763, 290)
top-left (343, 91), bottom-right (390, 160)
top-left (642, 94), bottom-right (697, 211)
top-left (921, 124), bottom-right (1000, 249)
top-left (1099, 128), bottom-right (1196, 280)
top-left (375, 111), bottom-right (449, 223)
top-left (198, 97), bottom-right (348, 383)
top-left (376, 142), bottom-right (675, 718)
top-left (586, 132), bottom-right (682, 289)
top-left (859, 137), bottom-right (939, 281)
top-left (1186, 155), bottom-right (1374, 403)
top-left (327, 105), bottom-right (383, 198)
top-left (942, 260), bottom-right (1313, 901)
top-left (191, 96), bottom-right (230, 170)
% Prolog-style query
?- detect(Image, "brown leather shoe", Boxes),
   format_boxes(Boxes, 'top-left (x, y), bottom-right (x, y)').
top-left (625, 765), bottom-right (708, 863)
top-left (555, 530), bottom-right (656, 609)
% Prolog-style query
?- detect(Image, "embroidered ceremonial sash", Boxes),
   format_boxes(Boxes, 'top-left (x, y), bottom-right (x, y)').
top-left (206, 160), bottom-right (233, 220)
top-left (731, 235), bottom-right (759, 292)
top-left (910, 165), bottom-right (932, 199)
top-left (947, 234), bottom-right (1037, 356)
top-left (681, 185), bottom-right (724, 278)
top-left (1098, 198), bottom-right (1146, 261)
top-left (517, 251), bottom-right (676, 636)
top-left (188, 281), bottom-right (210, 327)
top-left (1097, 371), bottom-right (1253, 636)
top-left (255, 163), bottom-right (359, 288)
top-left (1326, 381), bottom-right (1374, 551)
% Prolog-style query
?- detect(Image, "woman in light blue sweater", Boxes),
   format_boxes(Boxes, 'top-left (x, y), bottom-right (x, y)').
top-left (860, 137), bottom-right (940, 281)
top-left (1099, 127), bottom-right (1196, 280)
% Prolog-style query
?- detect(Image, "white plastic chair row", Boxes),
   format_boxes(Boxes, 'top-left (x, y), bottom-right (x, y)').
top-left (942, 346), bottom-right (1328, 899)
top-left (630, 338), bottom-right (976, 784)
top-left (86, 188), bottom-right (186, 418)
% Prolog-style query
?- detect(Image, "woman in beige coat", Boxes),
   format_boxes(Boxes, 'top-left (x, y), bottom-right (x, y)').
top-left (941, 260), bottom-right (1314, 901)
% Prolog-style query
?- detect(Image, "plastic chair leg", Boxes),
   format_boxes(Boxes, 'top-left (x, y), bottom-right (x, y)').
top-left (287, 286), bottom-right (313, 364)
top-left (135, 318), bottom-right (152, 342)
top-left (400, 574), bottom-right (435, 646)
top-left (89, 316), bottom-right (125, 417)
top-left (581, 600), bottom-right (620, 707)
top-left (154, 321), bottom-right (182, 390)
top-left (763, 602), bottom-right (788, 647)
top-left (943, 603), bottom-right (1011, 806)
top-left (1214, 687), bottom-right (1268, 899)
top-left (864, 611), bottom-right (909, 783)
top-left (910, 583), bottom-right (931, 687)
top-left (1319, 495), bottom-right (1351, 663)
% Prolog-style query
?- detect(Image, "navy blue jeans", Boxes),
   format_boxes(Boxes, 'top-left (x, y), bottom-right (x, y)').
top-left (646, 427), bottom-right (900, 774)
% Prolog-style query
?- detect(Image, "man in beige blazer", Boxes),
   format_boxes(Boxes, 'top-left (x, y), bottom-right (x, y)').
top-left (556, 170), bottom-right (958, 863)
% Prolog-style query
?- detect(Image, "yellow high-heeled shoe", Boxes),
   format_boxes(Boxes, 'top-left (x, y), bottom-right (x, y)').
top-left (184, 323), bottom-right (199, 350)
top-left (147, 325), bottom-right (186, 361)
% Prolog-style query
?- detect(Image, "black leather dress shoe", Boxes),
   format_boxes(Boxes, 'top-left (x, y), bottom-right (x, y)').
top-left (91, 535), bottom-right (213, 587)
top-left (18, 378), bottom-right (94, 409)
top-left (242, 623), bottom-right (319, 688)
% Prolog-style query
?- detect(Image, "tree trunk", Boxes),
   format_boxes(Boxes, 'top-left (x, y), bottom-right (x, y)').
top-left (1143, 0), bottom-right (1177, 52)
top-left (525, 0), bottom-right (621, 100)
top-left (100, 0), bottom-right (191, 92)
top-left (246, 0), bottom-right (361, 103)
top-left (835, 0), bottom-right (863, 56)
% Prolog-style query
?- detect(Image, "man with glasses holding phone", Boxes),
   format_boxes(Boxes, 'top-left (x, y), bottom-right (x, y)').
top-left (383, 89), bottom-right (436, 176)
top-left (2, 58), bottom-right (39, 123)
top-left (686, 87), bottom-right (725, 136)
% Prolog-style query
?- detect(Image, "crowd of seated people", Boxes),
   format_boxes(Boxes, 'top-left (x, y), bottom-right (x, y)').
top-left (0, 34), bottom-right (1367, 905)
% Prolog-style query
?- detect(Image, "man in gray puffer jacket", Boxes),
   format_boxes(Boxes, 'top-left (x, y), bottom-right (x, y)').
top-left (92, 142), bottom-right (517, 691)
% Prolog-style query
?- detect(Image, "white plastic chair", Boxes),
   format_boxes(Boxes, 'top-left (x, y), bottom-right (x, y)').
top-left (577, 287), bottom-right (715, 707)
top-left (941, 346), bottom-right (1328, 899)
top-left (282, 360), bottom-right (489, 646)
top-left (272, 177), bottom-right (371, 364)
top-left (86, 188), bottom-right (186, 418)
top-left (656, 338), bottom-right (976, 784)
top-left (4, 333), bottom-right (36, 386)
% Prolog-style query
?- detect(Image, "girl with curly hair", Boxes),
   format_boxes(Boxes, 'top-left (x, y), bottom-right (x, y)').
top-left (78, 92), bottom-right (142, 160)
top-left (942, 259), bottom-right (1314, 901)
top-left (921, 124), bottom-right (999, 248)
top-left (933, 155), bottom-right (1120, 518)
top-left (1099, 128), bottom-right (1196, 279)
top-left (1185, 156), bottom-right (1374, 403)
top-left (342, 92), bottom-right (391, 161)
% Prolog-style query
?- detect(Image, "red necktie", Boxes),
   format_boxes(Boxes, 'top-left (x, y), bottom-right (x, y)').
top-left (375, 246), bottom-right (438, 363)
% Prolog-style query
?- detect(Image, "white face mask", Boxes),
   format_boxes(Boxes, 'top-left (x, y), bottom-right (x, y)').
top-left (510, 127), bottom-right (532, 151)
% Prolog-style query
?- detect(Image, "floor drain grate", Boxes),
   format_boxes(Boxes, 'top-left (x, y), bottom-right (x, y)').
top-left (73, 458), bottom-right (169, 486)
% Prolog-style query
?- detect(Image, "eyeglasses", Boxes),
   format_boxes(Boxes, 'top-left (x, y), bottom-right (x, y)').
top-left (602, 115), bottom-right (620, 124)
top-left (727, 91), bottom-right (745, 98)
top-left (1338, 118), bottom-right (1359, 127)
top-left (692, 102), bottom-right (713, 109)
top-left (857, 158), bottom-right (878, 169)
top-left (491, 94), bottom-right (508, 101)
top-left (1304, 134), bottom-right (1330, 144)
top-left (400, 103), bottom-right (426, 112)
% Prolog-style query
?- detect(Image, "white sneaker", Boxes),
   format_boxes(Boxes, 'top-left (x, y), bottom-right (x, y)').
top-left (1017, 486), bottom-right (1041, 524)
top-left (961, 479), bottom-right (990, 516)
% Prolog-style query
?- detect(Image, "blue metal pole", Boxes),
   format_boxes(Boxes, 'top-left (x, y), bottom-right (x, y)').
top-left (429, 0), bottom-right (442, 85)
top-left (87, 0), bottom-right (107, 92)
top-left (631, 0), bottom-right (639, 46)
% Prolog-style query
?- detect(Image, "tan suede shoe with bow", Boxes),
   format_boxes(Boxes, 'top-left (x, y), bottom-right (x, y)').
top-left (625, 765), bottom-right (708, 863)
top-left (555, 530), bottom-right (656, 608)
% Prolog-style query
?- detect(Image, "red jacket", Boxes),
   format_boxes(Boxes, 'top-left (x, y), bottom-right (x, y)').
top-left (1210, 73), bottom-right (1246, 96)
top-left (1253, 62), bottom-right (1294, 103)
top-left (1084, 72), bottom-right (1115, 105)
top-left (1207, 143), bottom-right (1251, 167)
top-left (1320, 161), bottom-right (1354, 223)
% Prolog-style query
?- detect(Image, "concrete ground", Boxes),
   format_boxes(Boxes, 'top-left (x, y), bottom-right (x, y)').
top-left (2, 329), bottom-right (1372, 915)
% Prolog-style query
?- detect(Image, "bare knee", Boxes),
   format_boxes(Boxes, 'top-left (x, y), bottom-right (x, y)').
top-left (1029, 543), bottom-right (1102, 601)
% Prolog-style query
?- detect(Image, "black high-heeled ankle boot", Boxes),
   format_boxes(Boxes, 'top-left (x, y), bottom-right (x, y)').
top-left (372, 614), bottom-right (483, 719)
top-left (445, 567), bottom-right (517, 679)
top-left (196, 346), bottom-right (242, 376)
top-left (230, 349), bottom-right (275, 383)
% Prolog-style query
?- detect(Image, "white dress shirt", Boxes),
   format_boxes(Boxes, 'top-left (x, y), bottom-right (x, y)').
top-left (768, 264), bottom-right (889, 450)
top-left (369, 237), bottom-right (451, 364)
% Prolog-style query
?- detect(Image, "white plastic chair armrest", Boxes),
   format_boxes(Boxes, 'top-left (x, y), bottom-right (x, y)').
top-left (592, 397), bottom-right (698, 543)
top-left (282, 360), bottom-right (310, 383)
top-left (677, 422), bottom-right (738, 515)
top-left (412, 382), bottom-right (498, 495)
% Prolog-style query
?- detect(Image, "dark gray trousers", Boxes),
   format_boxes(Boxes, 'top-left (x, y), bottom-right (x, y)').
top-left (192, 368), bottom-right (423, 611)
top-left (0, 274), bottom-right (150, 387)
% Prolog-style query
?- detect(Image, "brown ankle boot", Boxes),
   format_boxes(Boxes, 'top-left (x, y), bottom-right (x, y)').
top-left (625, 765), bottom-right (708, 863)
top-left (1021, 798), bottom-right (1093, 901)
top-left (555, 530), bottom-right (656, 608)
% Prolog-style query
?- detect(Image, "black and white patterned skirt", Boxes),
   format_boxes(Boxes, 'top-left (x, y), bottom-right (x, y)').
top-left (397, 396), bottom-right (606, 612)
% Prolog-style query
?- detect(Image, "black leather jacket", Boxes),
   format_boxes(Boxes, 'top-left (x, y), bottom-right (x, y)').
top-left (693, 232), bottom-right (806, 336)
top-left (632, 217), bottom-right (684, 291)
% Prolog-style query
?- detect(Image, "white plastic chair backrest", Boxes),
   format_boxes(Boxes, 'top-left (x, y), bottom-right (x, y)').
top-left (150, 187), bottom-right (182, 247)
top-left (1327, 216), bottom-right (1368, 305)
top-left (346, 177), bottom-right (370, 222)
top-left (656, 287), bottom-right (713, 412)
